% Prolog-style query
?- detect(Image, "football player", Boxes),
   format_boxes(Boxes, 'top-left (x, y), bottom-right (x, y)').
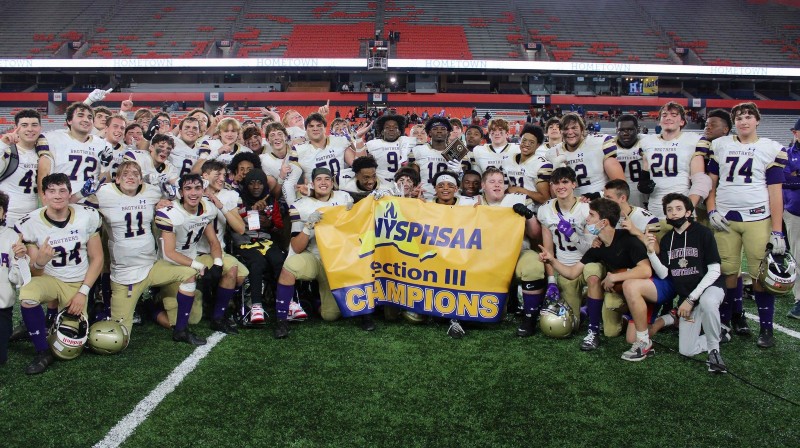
top-left (282, 113), bottom-right (351, 204)
top-left (37, 102), bottom-right (113, 201)
top-left (168, 116), bottom-right (203, 178)
top-left (637, 102), bottom-right (711, 224)
top-left (613, 114), bottom-right (646, 208)
top-left (0, 109), bottom-right (47, 228)
top-left (539, 198), bottom-right (652, 355)
top-left (274, 167), bottom-right (355, 339)
top-left (341, 155), bottom-right (394, 200)
top-left (706, 102), bottom-right (787, 348)
top-left (536, 117), bottom-right (562, 157)
top-left (194, 117), bottom-right (252, 173)
top-left (91, 106), bottom-right (112, 137)
top-left (85, 161), bottom-right (198, 345)
top-left (478, 166), bottom-right (546, 338)
top-left (603, 180), bottom-right (660, 246)
top-left (393, 167), bottom-right (423, 199)
top-left (15, 173), bottom-right (104, 374)
top-left (464, 125), bottom-right (484, 153)
top-left (545, 113), bottom-right (624, 197)
top-left (103, 114), bottom-right (129, 183)
top-left (410, 124), bottom-right (428, 145)
top-left (429, 171), bottom-right (476, 206)
top-left (124, 134), bottom-right (180, 189)
top-left (259, 122), bottom-right (293, 188)
top-left (624, 193), bottom-right (727, 372)
top-left (504, 123), bottom-right (553, 210)
top-left (448, 118), bottom-right (464, 144)
top-left (154, 174), bottom-right (225, 342)
top-left (0, 190), bottom-right (31, 365)
top-left (471, 118), bottom-right (519, 175)
top-left (536, 167), bottom-right (592, 334)
top-left (407, 117), bottom-right (465, 200)
top-left (195, 160), bottom-right (249, 334)
top-left (365, 114), bottom-right (417, 183)
top-left (459, 169), bottom-right (482, 199)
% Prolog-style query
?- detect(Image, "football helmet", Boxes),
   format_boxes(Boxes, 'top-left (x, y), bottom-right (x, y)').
top-left (48, 309), bottom-right (89, 360)
top-left (87, 320), bottom-right (130, 355)
top-left (539, 298), bottom-right (577, 339)
top-left (758, 250), bottom-right (797, 295)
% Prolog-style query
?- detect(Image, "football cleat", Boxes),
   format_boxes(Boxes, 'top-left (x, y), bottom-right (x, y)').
top-left (707, 349), bottom-right (727, 374)
top-left (719, 324), bottom-right (732, 344)
top-left (211, 317), bottom-right (239, 335)
top-left (756, 328), bottom-right (775, 348)
top-left (447, 319), bottom-right (465, 339)
top-left (360, 314), bottom-right (376, 332)
top-left (580, 331), bottom-right (599, 351)
top-left (516, 315), bottom-right (535, 337)
top-left (731, 313), bottom-right (751, 336)
top-left (787, 301), bottom-right (800, 320)
top-left (9, 323), bottom-right (29, 342)
top-left (287, 300), bottom-right (308, 321)
top-left (249, 304), bottom-right (266, 324)
top-left (401, 310), bottom-right (425, 324)
top-left (172, 328), bottom-right (207, 346)
top-left (25, 350), bottom-right (55, 375)
top-left (274, 320), bottom-right (289, 339)
top-left (621, 339), bottom-right (653, 362)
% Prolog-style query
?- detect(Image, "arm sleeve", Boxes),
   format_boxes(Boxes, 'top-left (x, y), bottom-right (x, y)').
top-left (688, 263), bottom-right (721, 300)
top-left (282, 164), bottom-right (303, 205)
top-left (648, 252), bottom-right (669, 279)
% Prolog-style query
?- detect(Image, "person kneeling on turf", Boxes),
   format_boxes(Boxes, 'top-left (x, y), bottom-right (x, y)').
top-left (624, 193), bottom-right (727, 373)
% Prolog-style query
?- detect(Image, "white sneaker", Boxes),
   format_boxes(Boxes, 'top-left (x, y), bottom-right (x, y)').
top-left (250, 304), bottom-right (265, 324)
top-left (287, 300), bottom-right (308, 321)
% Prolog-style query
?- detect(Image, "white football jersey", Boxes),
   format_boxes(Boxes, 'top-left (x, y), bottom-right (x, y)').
top-left (428, 196), bottom-right (478, 206)
top-left (618, 206), bottom-right (661, 235)
top-left (259, 151), bottom-right (289, 181)
top-left (289, 137), bottom-right (350, 186)
top-left (155, 198), bottom-right (217, 261)
top-left (340, 177), bottom-right (394, 196)
top-left (197, 188), bottom-right (241, 253)
top-left (44, 129), bottom-right (111, 193)
top-left (535, 142), bottom-right (558, 158)
top-left (289, 190), bottom-right (352, 257)
top-left (709, 136), bottom-right (787, 222)
top-left (15, 205), bottom-right (101, 282)
top-left (0, 142), bottom-right (40, 227)
top-left (104, 142), bottom-right (127, 183)
top-left (503, 153), bottom-right (553, 196)
top-left (545, 135), bottom-right (617, 197)
top-left (639, 132), bottom-right (708, 218)
top-left (538, 198), bottom-right (591, 266)
top-left (472, 143), bottom-right (520, 175)
top-left (89, 183), bottom-right (163, 284)
top-left (198, 139), bottom-right (252, 166)
top-left (407, 144), bottom-right (454, 200)
top-left (613, 138), bottom-right (646, 208)
top-left (366, 136), bottom-right (420, 182)
top-left (168, 137), bottom-right (201, 178)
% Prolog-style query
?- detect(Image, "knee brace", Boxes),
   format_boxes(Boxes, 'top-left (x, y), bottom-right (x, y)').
top-left (521, 279), bottom-right (546, 292)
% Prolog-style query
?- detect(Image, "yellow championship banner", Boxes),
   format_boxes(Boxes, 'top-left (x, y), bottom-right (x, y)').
top-left (316, 196), bottom-right (524, 322)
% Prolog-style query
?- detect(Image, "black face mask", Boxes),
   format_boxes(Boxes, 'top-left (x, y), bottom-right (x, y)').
top-left (666, 216), bottom-right (688, 229)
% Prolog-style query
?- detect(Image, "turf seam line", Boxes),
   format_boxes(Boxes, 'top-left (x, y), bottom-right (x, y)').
top-left (93, 332), bottom-right (227, 448)
top-left (744, 313), bottom-right (800, 339)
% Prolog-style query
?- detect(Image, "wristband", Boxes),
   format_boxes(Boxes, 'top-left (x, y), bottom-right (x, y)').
top-left (213, 257), bottom-right (223, 267)
top-left (32, 260), bottom-right (45, 270)
top-left (302, 226), bottom-right (314, 236)
top-left (547, 276), bottom-right (556, 284)
top-left (79, 284), bottom-right (92, 296)
top-left (191, 260), bottom-right (205, 271)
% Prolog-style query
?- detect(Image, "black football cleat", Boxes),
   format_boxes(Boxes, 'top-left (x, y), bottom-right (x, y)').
top-left (210, 317), bottom-right (239, 335)
top-left (273, 320), bottom-right (289, 339)
top-left (516, 315), bottom-right (535, 337)
top-left (360, 314), bottom-right (376, 332)
top-left (731, 313), bottom-right (751, 336)
top-left (25, 350), bottom-right (55, 375)
top-left (9, 324), bottom-right (30, 342)
top-left (756, 328), bottom-right (775, 348)
top-left (172, 328), bottom-right (207, 346)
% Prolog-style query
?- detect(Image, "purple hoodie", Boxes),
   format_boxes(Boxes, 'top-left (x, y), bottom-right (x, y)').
top-left (784, 140), bottom-right (800, 216)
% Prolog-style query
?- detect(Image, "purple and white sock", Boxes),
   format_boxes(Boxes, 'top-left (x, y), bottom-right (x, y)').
top-left (732, 276), bottom-right (744, 315)
top-left (174, 292), bottom-right (194, 331)
top-left (586, 297), bottom-right (602, 334)
top-left (20, 306), bottom-right (49, 352)
top-left (276, 284), bottom-right (294, 321)
top-left (754, 291), bottom-right (774, 330)
top-left (522, 292), bottom-right (544, 316)
top-left (213, 287), bottom-right (235, 321)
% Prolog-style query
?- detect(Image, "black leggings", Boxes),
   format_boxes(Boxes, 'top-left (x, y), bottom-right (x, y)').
top-left (236, 244), bottom-right (287, 306)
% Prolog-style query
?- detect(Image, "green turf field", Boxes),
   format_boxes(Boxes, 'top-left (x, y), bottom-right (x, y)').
top-left (1, 295), bottom-right (798, 448)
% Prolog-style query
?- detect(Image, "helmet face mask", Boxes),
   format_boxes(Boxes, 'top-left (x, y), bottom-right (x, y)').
top-left (758, 251), bottom-right (797, 295)
top-left (88, 320), bottom-right (130, 355)
top-left (48, 310), bottom-right (89, 360)
top-left (539, 298), bottom-right (577, 338)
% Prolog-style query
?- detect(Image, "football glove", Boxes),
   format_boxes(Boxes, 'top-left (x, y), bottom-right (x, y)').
top-left (98, 146), bottom-right (114, 167)
top-left (204, 264), bottom-right (223, 284)
top-left (581, 191), bottom-right (601, 201)
top-left (769, 231), bottom-right (786, 255)
top-left (708, 210), bottom-right (731, 233)
top-left (545, 282), bottom-right (560, 301)
top-left (161, 181), bottom-right (179, 200)
top-left (214, 103), bottom-right (228, 117)
top-left (512, 203), bottom-right (534, 219)
top-left (80, 178), bottom-right (105, 197)
top-left (445, 159), bottom-right (463, 175)
top-left (84, 88), bottom-right (113, 105)
top-left (144, 172), bottom-right (168, 186)
top-left (143, 117), bottom-right (160, 141)
top-left (305, 210), bottom-right (323, 229)
top-left (637, 170), bottom-right (655, 194)
top-left (556, 216), bottom-right (575, 239)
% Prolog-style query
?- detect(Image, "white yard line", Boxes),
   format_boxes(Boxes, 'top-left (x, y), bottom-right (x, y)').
top-left (93, 332), bottom-right (226, 448)
top-left (745, 312), bottom-right (800, 339)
